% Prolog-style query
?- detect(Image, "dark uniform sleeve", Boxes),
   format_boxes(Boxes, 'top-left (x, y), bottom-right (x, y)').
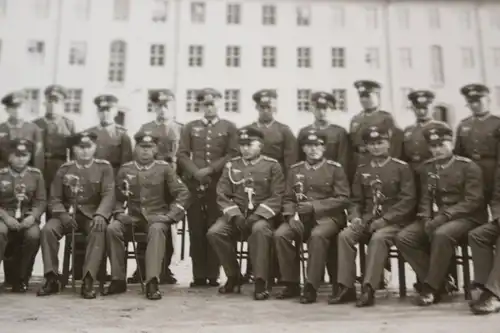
top-left (491, 164), bottom-right (500, 220)
top-left (254, 162), bottom-right (285, 220)
top-left (381, 164), bottom-right (416, 224)
top-left (417, 165), bottom-right (432, 220)
top-left (216, 163), bottom-right (244, 218)
top-left (164, 165), bottom-right (189, 222)
top-left (120, 132), bottom-right (133, 165)
top-left (94, 163), bottom-right (115, 219)
top-left (347, 169), bottom-right (364, 221)
top-left (282, 167), bottom-right (298, 217)
top-left (441, 161), bottom-right (484, 221)
top-left (282, 125), bottom-right (299, 173)
top-left (453, 123), bottom-right (465, 156)
top-left (113, 166), bottom-right (127, 214)
top-left (33, 125), bottom-right (45, 171)
top-left (30, 171), bottom-right (47, 221)
top-left (337, 128), bottom-right (351, 169)
top-left (311, 166), bottom-right (351, 219)
top-left (208, 121), bottom-right (239, 174)
top-left (389, 118), bottom-right (403, 159)
top-left (49, 166), bottom-right (67, 215)
top-left (177, 122), bottom-right (199, 177)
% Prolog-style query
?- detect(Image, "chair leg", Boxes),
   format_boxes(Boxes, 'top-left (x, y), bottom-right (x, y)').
top-left (358, 244), bottom-right (366, 283)
top-left (398, 252), bottom-right (406, 298)
top-left (61, 239), bottom-right (71, 291)
top-left (462, 244), bottom-right (472, 300)
top-left (180, 218), bottom-right (186, 261)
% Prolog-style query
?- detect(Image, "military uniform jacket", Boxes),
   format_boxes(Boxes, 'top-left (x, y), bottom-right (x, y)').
top-left (114, 160), bottom-right (189, 222)
top-left (217, 156), bottom-right (285, 220)
top-left (252, 120), bottom-right (298, 173)
top-left (297, 123), bottom-right (350, 168)
top-left (139, 120), bottom-right (182, 163)
top-left (50, 159), bottom-right (115, 220)
top-left (87, 124), bottom-right (133, 170)
top-left (402, 119), bottom-right (447, 171)
top-left (34, 115), bottom-right (75, 160)
top-left (418, 156), bottom-right (484, 223)
top-left (0, 121), bottom-right (44, 170)
top-left (349, 157), bottom-right (416, 225)
top-left (177, 118), bottom-right (238, 186)
top-left (349, 110), bottom-right (402, 158)
top-left (282, 159), bottom-right (350, 221)
top-left (0, 166), bottom-right (46, 221)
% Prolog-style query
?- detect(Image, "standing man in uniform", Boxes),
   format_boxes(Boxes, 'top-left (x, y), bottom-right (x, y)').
top-left (274, 130), bottom-right (350, 303)
top-left (0, 139), bottom-right (46, 292)
top-left (177, 88), bottom-right (238, 287)
top-left (396, 123), bottom-right (484, 306)
top-left (329, 125), bottom-right (415, 307)
top-left (348, 80), bottom-right (403, 182)
top-left (297, 91), bottom-right (350, 168)
top-left (207, 127), bottom-right (285, 300)
top-left (87, 94), bottom-right (133, 175)
top-left (106, 131), bottom-right (189, 300)
top-left (37, 132), bottom-right (115, 299)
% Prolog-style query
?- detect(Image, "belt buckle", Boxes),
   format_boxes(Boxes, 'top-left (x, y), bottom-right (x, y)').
top-left (412, 155), bottom-right (420, 162)
top-left (472, 153), bottom-right (481, 160)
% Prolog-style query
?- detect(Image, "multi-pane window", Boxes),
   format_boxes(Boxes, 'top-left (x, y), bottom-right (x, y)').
top-left (332, 89), bottom-right (347, 111)
top-left (430, 45), bottom-right (445, 85)
top-left (191, 2), bottom-right (205, 23)
top-left (34, 0), bottom-right (50, 18)
top-left (461, 47), bottom-right (475, 68)
top-left (399, 47), bottom-right (412, 69)
top-left (69, 41), bottom-right (87, 66)
top-left (64, 89), bottom-right (83, 114)
top-left (150, 44), bottom-right (166, 66)
top-left (429, 7), bottom-right (440, 29)
top-left (400, 87), bottom-right (414, 108)
top-left (297, 89), bottom-right (311, 112)
top-left (297, 47), bottom-right (311, 68)
top-left (459, 9), bottom-right (472, 30)
top-left (493, 48), bottom-right (500, 67)
top-left (186, 90), bottom-right (200, 113)
top-left (397, 7), bottom-right (410, 29)
top-left (331, 47), bottom-right (345, 68)
top-left (331, 6), bottom-right (345, 28)
top-left (188, 45), bottom-right (203, 67)
top-left (0, 0), bottom-right (6, 17)
top-left (262, 4), bottom-right (276, 25)
top-left (108, 40), bottom-right (127, 83)
top-left (226, 46), bottom-right (240, 67)
top-left (152, 0), bottom-right (168, 22)
top-left (27, 40), bottom-right (45, 64)
top-left (113, 0), bottom-right (129, 21)
top-left (24, 89), bottom-right (41, 114)
top-left (365, 7), bottom-right (378, 29)
top-left (227, 3), bottom-right (240, 24)
top-left (74, 0), bottom-right (90, 20)
top-left (262, 46), bottom-right (276, 67)
top-left (296, 5), bottom-right (310, 26)
top-left (365, 47), bottom-right (380, 69)
top-left (224, 90), bottom-right (240, 113)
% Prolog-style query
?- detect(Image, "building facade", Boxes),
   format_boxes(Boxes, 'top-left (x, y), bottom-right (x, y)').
top-left (0, 0), bottom-right (499, 134)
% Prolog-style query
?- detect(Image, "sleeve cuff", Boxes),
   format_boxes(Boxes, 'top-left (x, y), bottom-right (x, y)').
top-left (223, 205), bottom-right (243, 218)
top-left (255, 204), bottom-right (275, 220)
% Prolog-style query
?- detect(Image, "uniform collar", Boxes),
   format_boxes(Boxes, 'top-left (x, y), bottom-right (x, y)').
top-left (99, 122), bottom-right (115, 129)
top-left (473, 112), bottom-right (491, 121)
top-left (75, 159), bottom-right (94, 169)
top-left (242, 155), bottom-right (262, 166)
top-left (362, 108), bottom-right (380, 116)
top-left (305, 158), bottom-right (326, 170)
top-left (256, 119), bottom-right (275, 128)
top-left (416, 118), bottom-right (432, 126)
top-left (6, 119), bottom-right (24, 129)
top-left (201, 117), bottom-right (219, 126)
top-left (134, 160), bottom-right (156, 170)
top-left (435, 156), bottom-right (455, 169)
top-left (370, 156), bottom-right (391, 168)
top-left (312, 121), bottom-right (330, 130)
top-left (8, 166), bottom-right (27, 177)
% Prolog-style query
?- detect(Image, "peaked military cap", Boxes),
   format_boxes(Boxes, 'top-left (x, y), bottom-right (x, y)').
top-left (362, 125), bottom-right (390, 143)
top-left (299, 130), bottom-right (327, 146)
top-left (238, 126), bottom-right (264, 144)
top-left (196, 88), bottom-right (222, 104)
top-left (354, 80), bottom-right (382, 96)
top-left (1, 91), bottom-right (25, 108)
top-left (9, 138), bottom-right (34, 156)
top-left (70, 131), bottom-right (98, 147)
top-left (252, 89), bottom-right (277, 106)
top-left (94, 94), bottom-right (118, 109)
top-left (408, 90), bottom-right (435, 108)
top-left (423, 123), bottom-right (453, 145)
top-left (134, 130), bottom-right (159, 146)
top-left (149, 89), bottom-right (175, 104)
top-left (311, 91), bottom-right (336, 109)
top-left (44, 85), bottom-right (67, 101)
top-left (460, 84), bottom-right (490, 101)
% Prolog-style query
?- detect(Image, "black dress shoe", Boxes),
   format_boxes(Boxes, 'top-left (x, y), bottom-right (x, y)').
top-left (356, 285), bottom-right (375, 307)
top-left (146, 279), bottom-right (162, 300)
top-left (207, 278), bottom-right (220, 287)
top-left (160, 269), bottom-right (177, 285)
top-left (11, 280), bottom-right (28, 293)
top-left (190, 278), bottom-right (208, 287)
top-left (218, 276), bottom-right (241, 294)
top-left (253, 279), bottom-right (270, 301)
top-left (276, 283), bottom-right (301, 300)
top-left (81, 276), bottom-right (96, 299)
top-left (37, 276), bottom-right (61, 296)
top-left (299, 283), bottom-right (317, 304)
top-left (328, 285), bottom-right (357, 305)
top-left (103, 280), bottom-right (127, 296)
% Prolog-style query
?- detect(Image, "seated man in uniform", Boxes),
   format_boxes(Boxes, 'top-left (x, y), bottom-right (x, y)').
top-left (0, 139), bottom-right (46, 292)
top-left (106, 131), bottom-right (189, 300)
top-left (329, 125), bottom-right (416, 307)
top-left (396, 123), bottom-right (484, 306)
top-left (37, 132), bottom-right (115, 299)
top-left (274, 130), bottom-right (350, 303)
top-left (207, 126), bottom-right (285, 300)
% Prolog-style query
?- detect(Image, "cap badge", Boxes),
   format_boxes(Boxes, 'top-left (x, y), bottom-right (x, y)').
top-left (17, 144), bottom-right (26, 151)
top-left (430, 133), bottom-right (439, 141)
top-left (317, 97), bottom-right (327, 104)
top-left (143, 136), bottom-right (152, 143)
top-left (308, 134), bottom-right (318, 141)
top-left (370, 131), bottom-right (379, 138)
top-left (358, 86), bottom-right (366, 92)
top-left (81, 136), bottom-right (90, 143)
top-left (417, 96), bottom-right (427, 103)
top-left (260, 96), bottom-right (270, 103)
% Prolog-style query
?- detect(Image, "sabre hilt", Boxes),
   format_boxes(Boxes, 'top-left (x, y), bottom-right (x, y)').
top-left (14, 184), bottom-right (27, 219)
top-left (122, 179), bottom-right (132, 215)
top-left (244, 177), bottom-right (255, 211)
top-left (427, 170), bottom-right (440, 215)
top-left (65, 175), bottom-right (82, 215)
top-left (370, 176), bottom-right (384, 218)
top-left (293, 178), bottom-right (308, 220)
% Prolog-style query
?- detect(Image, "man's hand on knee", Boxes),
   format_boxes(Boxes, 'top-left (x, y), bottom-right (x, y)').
top-left (91, 215), bottom-right (108, 232)
top-left (3, 216), bottom-right (21, 231)
top-left (19, 215), bottom-right (36, 230)
top-left (60, 213), bottom-right (78, 229)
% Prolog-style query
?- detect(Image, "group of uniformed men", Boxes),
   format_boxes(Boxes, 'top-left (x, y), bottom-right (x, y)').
top-left (0, 80), bottom-right (499, 316)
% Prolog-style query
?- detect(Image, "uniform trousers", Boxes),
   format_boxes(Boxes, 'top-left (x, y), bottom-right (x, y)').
top-left (338, 224), bottom-right (401, 289)
top-left (396, 219), bottom-right (476, 291)
top-left (207, 216), bottom-right (272, 281)
top-left (468, 222), bottom-right (500, 298)
top-left (274, 216), bottom-right (341, 290)
top-left (40, 213), bottom-right (106, 280)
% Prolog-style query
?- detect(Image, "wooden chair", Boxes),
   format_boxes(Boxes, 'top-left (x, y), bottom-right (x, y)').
top-left (450, 239), bottom-right (472, 300)
top-left (176, 217), bottom-right (188, 261)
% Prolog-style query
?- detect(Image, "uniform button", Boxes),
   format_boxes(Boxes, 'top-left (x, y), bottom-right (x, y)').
top-left (207, 137), bottom-right (211, 141)
top-left (208, 130), bottom-right (212, 134)
top-left (206, 144), bottom-right (211, 148)
top-left (207, 160), bottom-right (211, 163)
top-left (207, 152), bottom-right (211, 155)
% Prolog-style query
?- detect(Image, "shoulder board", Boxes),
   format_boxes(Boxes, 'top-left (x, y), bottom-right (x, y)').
top-left (290, 161), bottom-right (305, 168)
top-left (155, 160), bottom-right (169, 165)
top-left (262, 156), bottom-right (278, 163)
top-left (356, 163), bottom-right (367, 169)
top-left (60, 161), bottom-right (75, 168)
top-left (115, 125), bottom-right (127, 131)
top-left (326, 160), bottom-right (341, 167)
top-left (122, 161), bottom-right (134, 167)
top-left (230, 156), bottom-right (242, 161)
top-left (456, 156), bottom-right (472, 163)
top-left (94, 159), bottom-right (110, 165)
top-left (459, 116), bottom-right (473, 124)
top-left (26, 166), bottom-right (41, 174)
top-left (0, 167), bottom-right (8, 174)
top-left (391, 157), bottom-right (407, 165)
top-left (404, 124), bottom-right (416, 131)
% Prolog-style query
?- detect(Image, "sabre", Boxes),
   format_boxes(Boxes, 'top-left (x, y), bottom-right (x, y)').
top-left (14, 184), bottom-right (27, 220)
top-left (427, 167), bottom-right (440, 220)
top-left (65, 174), bottom-right (82, 293)
top-left (370, 176), bottom-right (384, 220)
top-left (238, 177), bottom-right (254, 293)
top-left (293, 175), bottom-right (308, 285)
